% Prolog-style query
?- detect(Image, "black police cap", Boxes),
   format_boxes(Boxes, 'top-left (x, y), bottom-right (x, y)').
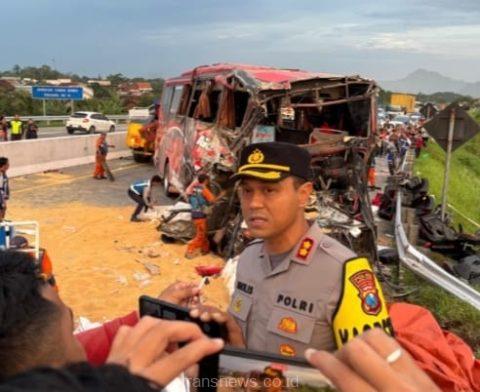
top-left (231, 142), bottom-right (312, 182)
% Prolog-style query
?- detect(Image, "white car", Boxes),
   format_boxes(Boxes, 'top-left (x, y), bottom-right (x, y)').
top-left (390, 114), bottom-right (411, 127)
top-left (66, 111), bottom-right (115, 134)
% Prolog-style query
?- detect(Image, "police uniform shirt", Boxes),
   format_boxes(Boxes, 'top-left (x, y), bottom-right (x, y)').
top-left (228, 222), bottom-right (355, 358)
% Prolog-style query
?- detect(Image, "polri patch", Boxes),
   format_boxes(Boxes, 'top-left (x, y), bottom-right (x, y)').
top-left (349, 269), bottom-right (382, 316)
top-left (279, 344), bottom-right (296, 357)
top-left (277, 317), bottom-right (298, 334)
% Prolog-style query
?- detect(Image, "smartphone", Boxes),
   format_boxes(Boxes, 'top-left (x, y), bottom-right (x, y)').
top-left (139, 295), bottom-right (224, 338)
top-left (139, 295), bottom-right (223, 392)
top-left (199, 346), bottom-right (331, 391)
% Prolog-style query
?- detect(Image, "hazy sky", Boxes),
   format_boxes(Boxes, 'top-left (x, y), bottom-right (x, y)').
top-left (2, 0), bottom-right (480, 81)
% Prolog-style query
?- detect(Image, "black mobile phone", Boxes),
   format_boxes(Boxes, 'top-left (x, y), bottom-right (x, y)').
top-left (139, 295), bottom-right (224, 339)
top-left (139, 295), bottom-right (223, 392)
top-left (196, 346), bottom-right (331, 391)
top-left (139, 295), bottom-right (224, 338)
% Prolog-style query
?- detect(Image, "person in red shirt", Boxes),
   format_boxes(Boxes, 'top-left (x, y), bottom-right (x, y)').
top-left (414, 133), bottom-right (425, 158)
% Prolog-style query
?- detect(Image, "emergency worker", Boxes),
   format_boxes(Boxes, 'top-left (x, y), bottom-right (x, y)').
top-left (93, 132), bottom-right (114, 179)
top-left (9, 115), bottom-right (23, 141)
top-left (128, 175), bottom-right (162, 222)
top-left (184, 174), bottom-right (221, 259)
top-left (192, 142), bottom-right (393, 357)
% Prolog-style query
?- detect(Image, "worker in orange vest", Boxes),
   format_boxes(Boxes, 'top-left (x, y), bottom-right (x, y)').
top-left (93, 133), bottom-right (114, 180)
top-left (185, 174), bottom-right (223, 259)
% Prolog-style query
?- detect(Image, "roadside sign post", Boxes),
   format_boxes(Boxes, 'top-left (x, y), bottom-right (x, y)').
top-left (42, 100), bottom-right (48, 125)
top-left (440, 109), bottom-right (455, 221)
top-left (424, 102), bottom-right (480, 222)
top-left (31, 86), bottom-right (84, 120)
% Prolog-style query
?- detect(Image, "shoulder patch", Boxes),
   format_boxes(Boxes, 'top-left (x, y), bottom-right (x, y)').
top-left (318, 235), bottom-right (356, 264)
top-left (331, 257), bottom-right (393, 348)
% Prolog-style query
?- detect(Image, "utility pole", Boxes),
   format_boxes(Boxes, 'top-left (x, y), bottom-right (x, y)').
top-left (440, 108), bottom-right (455, 221)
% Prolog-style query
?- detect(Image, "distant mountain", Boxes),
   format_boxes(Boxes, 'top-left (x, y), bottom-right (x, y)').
top-left (380, 69), bottom-right (480, 97)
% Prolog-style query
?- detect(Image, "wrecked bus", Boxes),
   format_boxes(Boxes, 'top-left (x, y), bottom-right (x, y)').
top-left (155, 64), bottom-right (378, 258)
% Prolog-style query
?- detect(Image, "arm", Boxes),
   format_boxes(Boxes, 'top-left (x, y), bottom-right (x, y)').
top-left (76, 282), bottom-right (202, 366)
top-left (142, 185), bottom-right (151, 207)
top-left (330, 257), bottom-right (392, 349)
top-left (76, 311), bottom-right (140, 366)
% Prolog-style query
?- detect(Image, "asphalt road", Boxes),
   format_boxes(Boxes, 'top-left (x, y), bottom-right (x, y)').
top-left (11, 157), bottom-right (172, 208)
top-left (36, 124), bottom-right (127, 139)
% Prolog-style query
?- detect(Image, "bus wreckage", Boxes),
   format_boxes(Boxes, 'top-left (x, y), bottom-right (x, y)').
top-left (155, 64), bottom-right (378, 260)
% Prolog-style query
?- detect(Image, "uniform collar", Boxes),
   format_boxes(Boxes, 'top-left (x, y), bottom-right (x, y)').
top-left (260, 222), bottom-right (324, 277)
top-left (290, 223), bottom-right (324, 265)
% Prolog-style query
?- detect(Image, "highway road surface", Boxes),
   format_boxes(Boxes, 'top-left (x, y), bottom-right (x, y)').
top-left (37, 124), bottom-right (127, 139)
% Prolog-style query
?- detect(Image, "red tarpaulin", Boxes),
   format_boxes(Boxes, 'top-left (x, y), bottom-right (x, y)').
top-left (391, 302), bottom-right (480, 392)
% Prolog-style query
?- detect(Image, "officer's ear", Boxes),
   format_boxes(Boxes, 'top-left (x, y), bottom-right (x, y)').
top-left (296, 180), bottom-right (313, 206)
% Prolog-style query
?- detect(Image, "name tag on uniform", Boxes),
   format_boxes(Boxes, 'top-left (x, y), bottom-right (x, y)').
top-left (276, 292), bottom-right (315, 315)
top-left (236, 281), bottom-right (254, 295)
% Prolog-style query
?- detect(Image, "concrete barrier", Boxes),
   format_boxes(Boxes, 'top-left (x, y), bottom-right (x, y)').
top-left (0, 132), bottom-right (130, 177)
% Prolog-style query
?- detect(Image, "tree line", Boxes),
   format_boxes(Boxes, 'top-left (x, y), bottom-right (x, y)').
top-left (0, 65), bottom-right (164, 116)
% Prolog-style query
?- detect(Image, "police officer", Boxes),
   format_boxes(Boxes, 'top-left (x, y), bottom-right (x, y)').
top-left (188, 142), bottom-right (392, 357)
top-left (9, 115), bottom-right (23, 141)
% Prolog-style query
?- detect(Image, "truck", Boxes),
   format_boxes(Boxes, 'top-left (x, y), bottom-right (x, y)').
top-left (126, 106), bottom-right (157, 162)
top-left (390, 93), bottom-right (416, 114)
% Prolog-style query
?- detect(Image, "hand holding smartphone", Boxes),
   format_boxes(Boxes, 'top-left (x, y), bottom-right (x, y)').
top-left (138, 296), bottom-right (330, 391)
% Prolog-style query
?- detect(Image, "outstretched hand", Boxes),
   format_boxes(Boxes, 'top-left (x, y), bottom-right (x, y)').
top-left (190, 305), bottom-right (245, 348)
top-left (107, 316), bottom-right (224, 387)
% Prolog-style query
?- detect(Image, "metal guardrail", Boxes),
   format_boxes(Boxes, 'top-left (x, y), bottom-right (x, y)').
top-left (4, 115), bottom-right (128, 123)
top-left (394, 155), bottom-right (480, 311)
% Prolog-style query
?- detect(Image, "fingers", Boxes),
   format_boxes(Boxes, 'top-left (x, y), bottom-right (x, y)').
top-left (107, 317), bottom-right (159, 364)
top-left (158, 282), bottom-right (201, 306)
top-left (106, 325), bottom-right (133, 364)
top-left (141, 337), bottom-right (224, 386)
top-left (126, 320), bottom-right (206, 373)
top-left (305, 349), bottom-right (375, 392)
top-left (360, 329), bottom-right (439, 390)
top-left (107, 317), bottom-right (223, 388)
top-left (339, 337), bottom-right (415, 391)
top-left (308, 329), bottom-right (440, 392)
top-left (189, 306), bottom-right (224, 323)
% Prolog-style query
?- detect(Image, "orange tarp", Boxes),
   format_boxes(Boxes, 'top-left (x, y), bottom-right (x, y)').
top-left (391, 302), bottom-right (480, 392)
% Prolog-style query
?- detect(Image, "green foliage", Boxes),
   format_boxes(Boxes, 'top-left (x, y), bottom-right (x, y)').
top-left (106, 73), bottom-right (128, 86)
top-left (414, 133), bottom-right (480, 232)
top-left (378, 88), bottom-right (392, 107)
top-left (0, 66), bottom-right (164, 115)
top-left (416, 91), bottom-right (474, 105)
top-left (2, 64), bottom-right (67, 81)
top-left (403, 270), bottom-right (480, 353)
top-left (411, 112), bottom-right (480, 354)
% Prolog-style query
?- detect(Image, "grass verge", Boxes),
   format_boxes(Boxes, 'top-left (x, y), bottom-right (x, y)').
top-left (409, 120), bottom-right (480, 356)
